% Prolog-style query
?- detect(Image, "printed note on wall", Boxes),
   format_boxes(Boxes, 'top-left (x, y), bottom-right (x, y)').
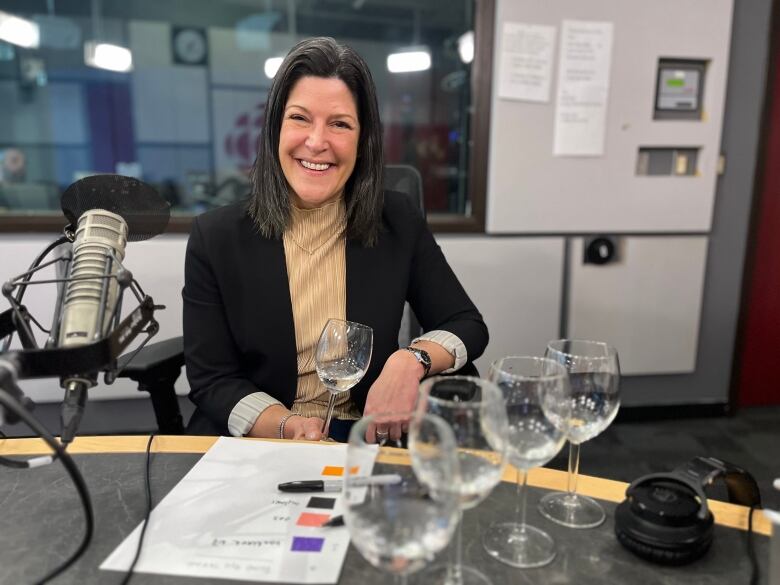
top-left (498, 22), bottom-right (557, 103)
top-left (553, 20), bottom-right (614, 157)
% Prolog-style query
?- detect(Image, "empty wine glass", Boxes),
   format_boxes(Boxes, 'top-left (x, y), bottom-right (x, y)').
top-left (344, 413), bottom-right (460, 585)
top-left (539, 339), bottom-right (620, 528)
top-left (416, 376), bottom-right (509, 585)
top-left (482, 356), bottom-right (571, 568)
top-left (315, 318), bottom-right (373, 440)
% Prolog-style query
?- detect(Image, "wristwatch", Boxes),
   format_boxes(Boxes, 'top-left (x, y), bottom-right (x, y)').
top-left (403, 346), bottom-right (432, 379)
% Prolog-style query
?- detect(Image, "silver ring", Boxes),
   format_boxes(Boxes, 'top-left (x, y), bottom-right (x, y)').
top-left (376, 429), bottom-right (389, 440)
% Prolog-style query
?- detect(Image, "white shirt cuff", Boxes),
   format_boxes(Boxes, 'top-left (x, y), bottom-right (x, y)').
top-left (412, 330), bottom-right (467, 374)
top-left (228, 392), bottom-right (283, 437)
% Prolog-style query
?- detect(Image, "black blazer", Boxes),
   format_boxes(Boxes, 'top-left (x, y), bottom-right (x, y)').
top-left (182, 191), bottom-right (488, 435)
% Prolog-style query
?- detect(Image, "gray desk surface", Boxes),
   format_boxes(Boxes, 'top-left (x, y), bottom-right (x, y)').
top-left (0, 445), bottom-right (769, 585)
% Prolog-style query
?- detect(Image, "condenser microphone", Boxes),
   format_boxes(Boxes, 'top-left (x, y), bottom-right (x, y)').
top-left (58, 208), bottom-right (128, 352)
top-left (57, 209), bottom-right (128, 441)
top-left (56, 174), bottom-right (171, 442)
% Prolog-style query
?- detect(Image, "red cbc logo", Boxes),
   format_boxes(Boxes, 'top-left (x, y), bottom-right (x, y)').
top-left (224, 102), bottom-right (266, 171)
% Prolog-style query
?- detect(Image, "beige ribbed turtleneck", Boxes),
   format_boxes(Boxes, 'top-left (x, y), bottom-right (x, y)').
top-left (282, 198), bottom-right (359, 421)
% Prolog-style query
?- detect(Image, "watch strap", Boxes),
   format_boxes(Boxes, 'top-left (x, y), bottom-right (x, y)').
top-left (403, 346), bottom-right (432, 378)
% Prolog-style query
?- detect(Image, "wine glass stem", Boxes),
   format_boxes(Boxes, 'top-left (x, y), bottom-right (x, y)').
top-left (566, 441), bottom-right (581, 497)
top-left (395, 575), bottom-right (408, 585)
top-left (321, 394), bottom-right (337, 440)
top-left (515, 467), bottom-right (529, 530)
top-left (448, 509), bottom-right (464, 585)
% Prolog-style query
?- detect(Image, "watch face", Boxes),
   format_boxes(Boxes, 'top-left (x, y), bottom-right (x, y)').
top-left (406, 347), bottom-right (432, 375)
top-left (172, 27), bottom-right (208, 65)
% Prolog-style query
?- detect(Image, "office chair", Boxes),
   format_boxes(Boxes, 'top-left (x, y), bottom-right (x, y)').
top-left (118, 164), bottom-right (426, 434)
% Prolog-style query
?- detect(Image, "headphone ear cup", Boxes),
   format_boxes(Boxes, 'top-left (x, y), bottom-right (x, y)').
top-left (614, 487), bottom-right (714, 566)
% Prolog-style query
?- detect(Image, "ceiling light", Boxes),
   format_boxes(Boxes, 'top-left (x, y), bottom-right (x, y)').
top-left (264, 56), bottom-right (283, 78)
top-left (84, 41), bottom-right (132, 72)
top-left (387, 49), bottom-right (431, 74)
top-left (0, 10), bottom-right (40, 49)
top-left (457, 31), bottom-right (474, 64)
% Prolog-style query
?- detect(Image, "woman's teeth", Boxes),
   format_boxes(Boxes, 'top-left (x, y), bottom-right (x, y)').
top-left (300, 160), bottom-right (331, 171)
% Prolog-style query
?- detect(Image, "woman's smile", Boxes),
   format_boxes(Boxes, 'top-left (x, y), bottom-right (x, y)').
top-left (298, 159), bottom-right (332, 171)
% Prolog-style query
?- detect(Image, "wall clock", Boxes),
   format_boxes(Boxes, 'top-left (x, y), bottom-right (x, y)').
top-left (172, 27), bottom-right (208, 66)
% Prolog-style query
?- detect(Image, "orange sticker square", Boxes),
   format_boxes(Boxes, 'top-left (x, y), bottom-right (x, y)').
top-left (321, 465), bottom-right (359, 476)
top-left (296, 513), bottom-right (330, 527)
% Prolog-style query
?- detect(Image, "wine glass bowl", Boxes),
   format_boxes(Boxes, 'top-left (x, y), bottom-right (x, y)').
top-left (539, 339), bottom-right (620, 529)
top-left (344, 413), bottom-right (460, 584)
top-left (481, 356), bottom-right (571, 568)
top-left (315, 318), bottom-right (372, 439)
top-left (418, 377), bottom-right (508, 510)
top-left (415, 376), bottom-right (509, 585)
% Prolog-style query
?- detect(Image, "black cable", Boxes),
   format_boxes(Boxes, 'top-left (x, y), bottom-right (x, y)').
top-left (747, 504), bottom-right (759, 585)
top-left (0, 454), bottom-right (36, 468)
top-left (13, 235), bottom-right (70, 305)
top-left (0, 450), bottom-right (58, 469)
top-left (120, 434), bottom-right (155, 585)
top-left (0, 388), bottom-right (94, 585)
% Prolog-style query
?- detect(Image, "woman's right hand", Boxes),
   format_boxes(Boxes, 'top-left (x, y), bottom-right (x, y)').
top-left (248, 405), bottom-right (324, 440)
top-left (284, 415), bottom-right (325, 441)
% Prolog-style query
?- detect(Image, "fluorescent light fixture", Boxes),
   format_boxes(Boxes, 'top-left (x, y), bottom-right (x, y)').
top-left (457, 31), bottom-right (474, 64)
top-left (0, 10), bottom-right (40, 48)
top-left (84, 41), bottom-right (133, 72)
top-left (387, 50), bottom-right (431, 73)
top-left (264, 56), bottom-right (283, 78)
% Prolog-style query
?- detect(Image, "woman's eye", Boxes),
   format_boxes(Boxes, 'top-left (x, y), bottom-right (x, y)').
top-left (289, 114), bottom-right (306, 122)
top-left (333, 121), bottom-right (352, 129)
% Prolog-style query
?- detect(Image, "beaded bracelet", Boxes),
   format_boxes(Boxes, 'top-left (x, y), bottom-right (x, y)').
top-left (278, 413), bottom-right (300, 439)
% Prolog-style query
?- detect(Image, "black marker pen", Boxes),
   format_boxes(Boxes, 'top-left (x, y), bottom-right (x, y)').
top-left (277, 473), bottom-right (402, 493)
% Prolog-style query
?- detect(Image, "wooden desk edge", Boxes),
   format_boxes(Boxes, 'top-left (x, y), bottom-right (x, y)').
top-left (1, 435), bottom-right (771, 536)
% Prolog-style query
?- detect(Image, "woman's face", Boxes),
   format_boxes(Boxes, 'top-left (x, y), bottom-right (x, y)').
top-left (278, 76), bottom-right (360, 209)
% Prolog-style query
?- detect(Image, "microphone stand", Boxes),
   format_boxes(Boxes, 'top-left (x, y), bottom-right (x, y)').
top-left (1, 233), bottom-right (164, 443)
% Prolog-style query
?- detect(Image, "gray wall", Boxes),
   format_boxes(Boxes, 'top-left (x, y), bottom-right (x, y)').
top-left (619, 0), bottom-right (773, 406)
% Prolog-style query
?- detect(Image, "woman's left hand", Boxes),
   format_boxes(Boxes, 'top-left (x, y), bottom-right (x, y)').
top-left (363, 349), bottom-right (425, 442)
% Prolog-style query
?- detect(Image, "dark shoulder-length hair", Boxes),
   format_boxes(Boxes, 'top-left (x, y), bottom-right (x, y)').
top-left (248, 36), bottom-right (384, 247)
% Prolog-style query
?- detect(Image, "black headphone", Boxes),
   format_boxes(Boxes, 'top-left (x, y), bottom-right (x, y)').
top-left (615, 456), bottom-right (761, 566)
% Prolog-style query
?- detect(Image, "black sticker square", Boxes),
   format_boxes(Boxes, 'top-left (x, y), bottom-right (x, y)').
top-left (307, 496), bottom-right (336, 510)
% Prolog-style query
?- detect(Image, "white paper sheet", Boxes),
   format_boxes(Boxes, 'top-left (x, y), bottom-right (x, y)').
top-left (553, 20), bottom-right (614, 156)
top-left (498, 22), bottom-right (557, 103)
top-left (101, 438), bottom-right (378, 584)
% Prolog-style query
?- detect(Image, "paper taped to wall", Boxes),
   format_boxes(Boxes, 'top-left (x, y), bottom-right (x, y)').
top-left (553, 20), bottom-right (614, 157)
top-left (498, 22), bottom-right (557, 103)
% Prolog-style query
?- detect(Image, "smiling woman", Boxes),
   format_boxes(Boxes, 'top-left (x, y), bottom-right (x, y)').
top-left (250, 37), bottom-right (384, 247)
top-left (182, 37), bottom-right (488, 444)
top-left (279, 77), bottom-right (360, 210)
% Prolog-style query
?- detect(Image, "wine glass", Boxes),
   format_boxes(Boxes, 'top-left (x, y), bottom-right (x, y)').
top-left (344, 413), bottom-right (460, 585)
top-left (315, 318), bottom-right (373, 440)
top-left (538, 339), bottom-right (620, 528)
top-left (416, 376), bottom-right (509, 585)
top-left (481, 356), bottom-right (571, 568)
